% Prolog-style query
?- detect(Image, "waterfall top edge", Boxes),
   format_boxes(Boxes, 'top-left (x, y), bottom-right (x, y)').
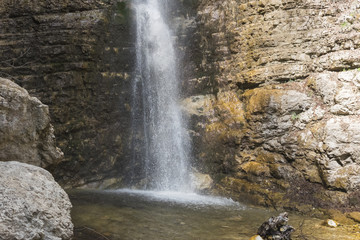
top-left (108, 189), bottom-right (244, 208)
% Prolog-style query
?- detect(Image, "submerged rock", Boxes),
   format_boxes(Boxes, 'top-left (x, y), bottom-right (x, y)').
top-left (0, 77), bottom-right (63, 168)
top-left (0, 161), bottom-right (73, 240)
top-left (257, 212), bottom-right (294, 240)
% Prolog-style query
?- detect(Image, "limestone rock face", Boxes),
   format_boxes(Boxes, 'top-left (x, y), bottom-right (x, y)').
top-left (0, 0), bottom-right (134, 186)
top-left (188, 0), bottom-right (360, 210)
top-left (0, 0), bottom-right (199, 187)
top-left (0, 161), bottom-right (73, 240)
top-left (0, 77), bottom-right (63, 168)
top-left (197, 0), bottom-right (360, 88)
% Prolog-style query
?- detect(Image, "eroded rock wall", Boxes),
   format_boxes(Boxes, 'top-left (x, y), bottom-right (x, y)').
top-left (0, 0), bottom-right (134, 186)
top-left (187, 0), bottom-right (360, 211)
top-left (0, 0), bottom-right (202, 188)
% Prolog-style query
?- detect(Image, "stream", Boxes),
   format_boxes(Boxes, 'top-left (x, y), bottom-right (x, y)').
top-left (69, 189), bottom-right (359, 240)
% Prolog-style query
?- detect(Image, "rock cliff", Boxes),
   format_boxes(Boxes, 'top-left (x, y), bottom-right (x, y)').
top-left (187, 0), bottom-right (360, 211)
top-left (0, 0), bottom-right (198, 187)
top-left (1, 0), bottom-right (360, 213)
top-left (0, 0), bottom-right (134, 186)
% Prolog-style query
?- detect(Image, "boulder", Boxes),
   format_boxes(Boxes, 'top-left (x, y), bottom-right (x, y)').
top-left (191, 171), bottom-right (214, 192)
top-left (0, 77), bottom-right (63, 168)
top-left (0, 161), bottom-right (73, 240)
top-left (257, 212), bottom-right (294, 240)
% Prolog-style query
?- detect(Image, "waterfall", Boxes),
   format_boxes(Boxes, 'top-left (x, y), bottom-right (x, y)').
top-left (130, 0), bottom-right (191, 192)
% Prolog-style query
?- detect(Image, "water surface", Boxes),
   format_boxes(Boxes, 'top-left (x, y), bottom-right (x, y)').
top-left (70, 189), bottom-right (359, 240)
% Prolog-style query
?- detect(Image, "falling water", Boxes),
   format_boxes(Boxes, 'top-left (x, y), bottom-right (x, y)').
top-left (130, 0), bottom-right (191, 192)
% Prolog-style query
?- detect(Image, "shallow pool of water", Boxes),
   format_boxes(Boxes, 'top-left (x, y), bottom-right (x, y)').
top-left (69, 189), bottom-right (360, 240)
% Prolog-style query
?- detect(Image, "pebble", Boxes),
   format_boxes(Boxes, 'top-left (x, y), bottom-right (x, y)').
top-left (326, 219), bottom-right (338, 228)
top-left (249, 235), bottom-right (263, 240)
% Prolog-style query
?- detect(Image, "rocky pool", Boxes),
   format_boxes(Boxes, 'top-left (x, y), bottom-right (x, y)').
top-left (69, 189), bottom-right (360, 240)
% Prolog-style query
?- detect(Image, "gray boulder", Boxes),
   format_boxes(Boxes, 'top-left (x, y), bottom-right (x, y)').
top-left (0, 77), bottom-right (63, 168)
top-left (0, 161), bottom-right (73, 240)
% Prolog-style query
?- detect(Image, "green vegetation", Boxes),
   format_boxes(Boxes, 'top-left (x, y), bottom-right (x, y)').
top-left (341, 21), bottom-right (350, 28)
top-left (291, 112), bottom-right (299, 122)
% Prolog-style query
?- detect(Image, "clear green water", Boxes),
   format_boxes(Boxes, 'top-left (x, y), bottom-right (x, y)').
top-left (69, 189), bottom-right (360, 240)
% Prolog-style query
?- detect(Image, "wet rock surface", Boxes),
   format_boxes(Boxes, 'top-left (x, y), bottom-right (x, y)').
top-left (186, 0), bottom-right (360, 211)
top-left (0, 161), bottom-right (73, 240)
top-left (0, 77), bottom-right (63, 168)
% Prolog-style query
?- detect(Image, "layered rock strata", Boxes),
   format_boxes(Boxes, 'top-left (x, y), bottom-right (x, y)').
top-left (0, 0), bottom-right (200, 187)
top-left (0, 0), bottom-right (134, 186)
top-left (187, 0), bottom-right (360, 211)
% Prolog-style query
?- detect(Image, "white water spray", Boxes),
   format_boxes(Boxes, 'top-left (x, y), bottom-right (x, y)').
top-left (131, 0), bottom-right (191, 192)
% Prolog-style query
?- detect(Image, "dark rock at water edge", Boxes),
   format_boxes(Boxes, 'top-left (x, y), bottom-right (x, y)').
top-left (257, 212), bottom-right (294, 240)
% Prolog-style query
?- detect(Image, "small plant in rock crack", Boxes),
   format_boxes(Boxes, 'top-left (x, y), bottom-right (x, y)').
top-left (291, 112), bottom-right (299, 122)
top-left (341, 21), bottom-right (350, 27)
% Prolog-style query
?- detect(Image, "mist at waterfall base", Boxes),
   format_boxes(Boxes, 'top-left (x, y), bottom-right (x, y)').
top-left (124, 0), bottom-right (233, 206)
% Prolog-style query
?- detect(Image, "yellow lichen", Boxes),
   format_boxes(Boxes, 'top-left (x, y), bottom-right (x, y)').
top-left (241, 161), bottom-right (270, 176)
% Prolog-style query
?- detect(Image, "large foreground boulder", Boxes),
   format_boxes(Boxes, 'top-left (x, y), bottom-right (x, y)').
top-left (0, 77), bottom-right (63, 168)
top-left (0, 161), bottom-right (73, 240)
